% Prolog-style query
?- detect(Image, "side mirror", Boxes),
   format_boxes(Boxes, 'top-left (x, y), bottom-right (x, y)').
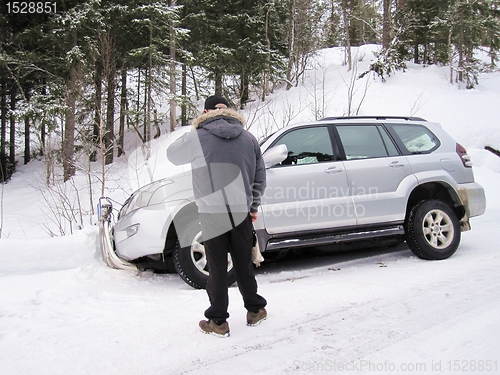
top-left (263, 144), bottom-right (288, 168)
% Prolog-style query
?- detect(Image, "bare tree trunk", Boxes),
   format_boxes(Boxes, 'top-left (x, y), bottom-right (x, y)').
top-left (153, 109), bottom-right (160, 138)
top-left (63, 65), bottom-right (77, 182)
top-left (105, 68), bottom-right (115, 165)
top-left (103, 32), bottom-right (116, 165)
top-left (146, 68), bottom-right (151, 143)
top-left (240, 71), bottom-right (249, 109)
top-left (286, 0), bottom-right (296, 90)
top-left (97, 31), bottom-right (113, 196)
top-left (145, 24), bottom-right (152, 144)
top-left (263, 2), bottom-right (273, 100)
top-left (382, 0), bottom-right (391, 50)
top-left (449, 26), bottom-right (454, 84)
top-left (341, 1), bottom-right (352, 71)
top-left (99, 94), bottom-right (106, 197)
top-left (9, 84), bottom-right (16, 169)
top-left (24, 90), bottom-right (30, 165)
top-left (0, 17), bottom-right (8, 182)
top-left (169, 0), bottom-right (176, 132)
top-left (136, 69), bottom-right (141, 131)
top-left (348, 0), bottom-right (359, 46)
top-left (62, 29), bottom-right (80, 181)
top-left (40, 79), bottom-right (47, 156)
top-left (118, 67), bottom-right (127, 157)
top-left (215, 64), bottom-right (223, 95)
top-left (181, 60), bottom-right (187, 126)
top-left (457, 24), bottom-right (464, 85)
top-left (90, 62), bottom-right (102, 163)
top-left (189, 64), bottom-right (199, 100)
top-left (0, 76), bottom-right (6, 182)
top-left (24, 117), bottom-right (30, 164)
top-left (465, 47), bottom-right (474, 89)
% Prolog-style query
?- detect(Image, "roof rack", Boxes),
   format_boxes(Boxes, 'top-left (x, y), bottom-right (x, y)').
top-left (319, 116), bottom-right (427, 122)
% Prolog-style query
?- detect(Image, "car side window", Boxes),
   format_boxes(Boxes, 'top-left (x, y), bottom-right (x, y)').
top-left (273, 127), bottom-right (335, 166)
top-left (391, 124), bottom-right (440, 153)
top-left (336, 125), bottom-right (399, 160)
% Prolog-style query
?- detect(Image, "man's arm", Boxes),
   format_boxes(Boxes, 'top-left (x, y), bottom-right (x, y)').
top-left (166, 132), bottom-right (194, 166)
top-left (250, 137), bottom-right (267, 215)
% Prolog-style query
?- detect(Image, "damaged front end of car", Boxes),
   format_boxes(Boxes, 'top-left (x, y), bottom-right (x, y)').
top-left (98, 197), bottom-right (138, 271)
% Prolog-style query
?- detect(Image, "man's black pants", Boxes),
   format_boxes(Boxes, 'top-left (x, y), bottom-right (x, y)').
top-left (200, 213), bottom-right (267, 323)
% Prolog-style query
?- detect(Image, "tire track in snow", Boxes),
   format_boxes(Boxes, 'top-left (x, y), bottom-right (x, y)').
top-left (170, 257), bottom-right (500, 375)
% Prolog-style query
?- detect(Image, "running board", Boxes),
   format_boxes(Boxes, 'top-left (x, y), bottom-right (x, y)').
top-left (266, 225), bottom-right (405, 251)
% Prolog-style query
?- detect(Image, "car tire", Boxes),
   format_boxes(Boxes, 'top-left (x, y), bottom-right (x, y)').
top-left (406, 199), bottom-right (461, 260)
top-left (173, 218), bottom-right (236, 289)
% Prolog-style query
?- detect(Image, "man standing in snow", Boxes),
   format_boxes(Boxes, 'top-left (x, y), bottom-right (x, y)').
top-left (167, 95), bottom-right (267, 337)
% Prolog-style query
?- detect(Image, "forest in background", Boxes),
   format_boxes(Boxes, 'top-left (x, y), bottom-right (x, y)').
top-left (1, 0), bottom-right (499, 185)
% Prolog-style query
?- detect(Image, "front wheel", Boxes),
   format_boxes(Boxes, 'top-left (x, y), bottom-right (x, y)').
top-left (406, 200), bottom-right (461, 260)
top-left (173, 219), bottom-right (236, 289)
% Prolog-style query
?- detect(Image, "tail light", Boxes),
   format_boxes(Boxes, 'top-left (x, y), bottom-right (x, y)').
top-left (456, 143), bottom-right (472, 168)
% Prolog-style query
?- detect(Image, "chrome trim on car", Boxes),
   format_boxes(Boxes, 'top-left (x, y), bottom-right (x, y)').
top-left (98, 198), bottom-right (138, 271)
top-left (266, 225), bottom-right (405, 251)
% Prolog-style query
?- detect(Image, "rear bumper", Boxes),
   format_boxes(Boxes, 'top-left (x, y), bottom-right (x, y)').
top-left (458, 182), bottom-right (486, 218)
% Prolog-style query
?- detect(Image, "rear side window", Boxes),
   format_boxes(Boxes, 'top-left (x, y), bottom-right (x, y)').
top-left (336, 125), bottom-right (399, 160)
top-left (391, 124), bottom-right (440, 153)
top-left (273, 126), bottom-right (335, 166)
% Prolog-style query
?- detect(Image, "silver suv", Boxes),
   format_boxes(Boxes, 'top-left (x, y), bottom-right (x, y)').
top-left (99, 116), bottom-right (486, 289)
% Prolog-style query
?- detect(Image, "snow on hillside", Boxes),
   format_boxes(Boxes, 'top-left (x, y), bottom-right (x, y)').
top-left (1, 46), bottom-right (500, 374)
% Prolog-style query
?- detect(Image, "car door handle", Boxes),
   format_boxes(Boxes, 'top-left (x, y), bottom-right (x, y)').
top-left (389, 161), bottom-right (405, 168)
top-left (324, 166), bottom-right (344, 174)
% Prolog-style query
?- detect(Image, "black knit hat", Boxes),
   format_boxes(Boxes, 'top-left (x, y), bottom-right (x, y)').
top-left (204, 95), bottom-right (229, 110)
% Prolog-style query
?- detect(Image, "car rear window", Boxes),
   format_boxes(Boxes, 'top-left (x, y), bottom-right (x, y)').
top-left (391, 124), bottom-right (440, 153)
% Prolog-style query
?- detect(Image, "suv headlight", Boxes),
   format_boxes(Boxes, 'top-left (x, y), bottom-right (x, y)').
top-left (125, 224), bottom-right (140, 238)
top-left (119, 179), bottom-right (174, 219)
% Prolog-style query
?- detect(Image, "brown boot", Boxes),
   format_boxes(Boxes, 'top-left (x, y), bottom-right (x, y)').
top-left (199, 320), bottom-right (230, 337)
top-left (246, 308), bottom-right (267, 326)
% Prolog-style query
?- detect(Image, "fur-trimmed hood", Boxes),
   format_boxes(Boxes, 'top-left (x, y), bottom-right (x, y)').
top-left (192, 108), bottom-right (246, 129)
top-left (167, 106), bottom-right (266, 214)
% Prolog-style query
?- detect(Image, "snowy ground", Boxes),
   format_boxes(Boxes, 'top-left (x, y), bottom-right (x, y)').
top-left (1, 46), bottom-right (500, 374)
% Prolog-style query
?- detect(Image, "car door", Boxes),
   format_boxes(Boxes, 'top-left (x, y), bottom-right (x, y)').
top-left (261, 126), bottom-right (355, 234)
top-left (335, 124), bottom-right (417, 225)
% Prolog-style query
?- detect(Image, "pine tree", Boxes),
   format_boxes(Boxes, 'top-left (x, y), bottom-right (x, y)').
top-left (128, 1), bottom-right (183, 139)
top-left (285, 0), bottom-right (325, 87)
top-left (180, 0), bottom-right (287, 105)
top-left (436, 0), bottom-right (500, 88)
top-left (0, 1), bottom-right (73, 181)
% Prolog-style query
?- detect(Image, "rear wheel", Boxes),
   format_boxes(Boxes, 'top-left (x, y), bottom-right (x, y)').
top-left (406, 200), bottom-right (461, 260)
top-left (173, 219), bottom-right (236, 289)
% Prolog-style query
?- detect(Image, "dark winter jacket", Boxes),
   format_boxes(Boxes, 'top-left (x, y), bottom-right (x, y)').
top-left (167, 108), bottom-right (266, 214)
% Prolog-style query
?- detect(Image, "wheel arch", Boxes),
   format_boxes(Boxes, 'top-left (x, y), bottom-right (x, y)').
top-left (405, 182), bottom-right (466, 224)
top-left (163, 202), bottom-right (199, 257)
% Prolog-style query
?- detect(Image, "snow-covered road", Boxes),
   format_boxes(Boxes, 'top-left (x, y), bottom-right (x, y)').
top-left (1, 166), bottom-right (499, 375)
